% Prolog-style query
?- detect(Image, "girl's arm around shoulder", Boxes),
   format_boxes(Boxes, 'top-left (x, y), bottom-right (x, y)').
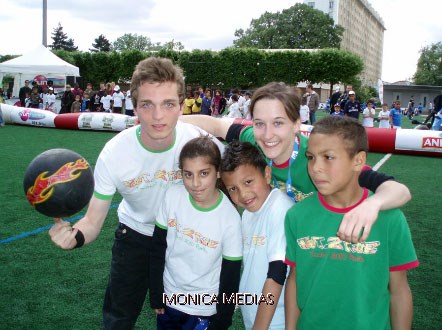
top-left (338, 169), bottom-right (411, 243)
top-left (179, 115), bottom-right (234, 139)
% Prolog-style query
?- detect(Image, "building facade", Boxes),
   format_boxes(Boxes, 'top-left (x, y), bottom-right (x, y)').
top-left (305, 0), bottom-right (385, 87)
top-left (383, 83), bottom-right (442, 113)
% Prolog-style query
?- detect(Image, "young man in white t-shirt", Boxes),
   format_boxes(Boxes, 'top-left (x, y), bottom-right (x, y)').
top-left (49, 57), bottom-right (223, 329)
top-left (362, 100), bottom-right (376, 127)
top-left (378, 103), bottom-right (391, 128)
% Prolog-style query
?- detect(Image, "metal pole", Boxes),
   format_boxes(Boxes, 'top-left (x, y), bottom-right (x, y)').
top-left (42, 0), bottom-right (47, 47)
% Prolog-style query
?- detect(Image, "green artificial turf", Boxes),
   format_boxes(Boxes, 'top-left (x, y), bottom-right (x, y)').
top-left (0, 123), bottom-right (440, 329)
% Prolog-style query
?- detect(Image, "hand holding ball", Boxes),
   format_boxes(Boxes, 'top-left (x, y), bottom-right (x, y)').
top-left (23, 149), bottom-right (94, 218)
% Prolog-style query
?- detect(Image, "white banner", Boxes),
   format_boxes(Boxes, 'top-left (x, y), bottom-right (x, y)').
top-left (395, 129), bottom-right (442, 153)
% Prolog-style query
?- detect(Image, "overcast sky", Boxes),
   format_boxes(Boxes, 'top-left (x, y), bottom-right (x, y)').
top-left (0, 0), bottom-right (440, 83)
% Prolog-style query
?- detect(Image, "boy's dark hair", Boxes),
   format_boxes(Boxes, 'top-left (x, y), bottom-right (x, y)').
top-left (220, 141), bottom-right (267, 174)
top-left (311, 116), bottom-right (368, 157)
top-left (179, 136), bottom-right (221, 170)
top-left (231, 94), bottom-right (239, 102)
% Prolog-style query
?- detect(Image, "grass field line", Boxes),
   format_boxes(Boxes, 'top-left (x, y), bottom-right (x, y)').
top-left (373, 153), bottom-right (392, 171)
top-left (0, 203), bottom-right (119, 245)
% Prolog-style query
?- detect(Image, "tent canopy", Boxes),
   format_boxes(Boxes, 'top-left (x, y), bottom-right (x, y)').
top-left (0, 45), bottom-right (80, 97)
top-left (0, 45), bottom-right (79, 76)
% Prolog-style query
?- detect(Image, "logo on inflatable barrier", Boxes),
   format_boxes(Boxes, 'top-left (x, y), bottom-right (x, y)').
top-left (102, 114), bottom-right (114, 129)
top-left (422, 137), bottom-right (442, 149)
top-left (19, 109), bottom-right (46, 121)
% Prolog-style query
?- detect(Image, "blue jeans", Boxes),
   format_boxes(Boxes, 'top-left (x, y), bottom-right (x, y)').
top-left (157, 306), bottom-right (212, 330)
top-left (102, 223), bottom-right (152, 330)
top-left (309, 111), bottom-right (316, 125)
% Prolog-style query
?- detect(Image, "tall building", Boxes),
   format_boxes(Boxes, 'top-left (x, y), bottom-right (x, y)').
top-left (305, 0), bottom-right (385, 86)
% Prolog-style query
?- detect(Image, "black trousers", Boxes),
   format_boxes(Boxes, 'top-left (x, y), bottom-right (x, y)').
top-left (102, 223), bottom-right (152, 330)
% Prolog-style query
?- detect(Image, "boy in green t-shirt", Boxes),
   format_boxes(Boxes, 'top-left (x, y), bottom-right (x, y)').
top-left (284, 116), bottom-right (419, 330)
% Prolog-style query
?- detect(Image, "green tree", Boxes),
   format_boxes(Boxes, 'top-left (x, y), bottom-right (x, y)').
top-left (90, 34), bottom-right (112, 52)
top-left (112, 33), bottom-right (159, 52)
top-left (413, 42), bottom-right (442, 86)
top-left (233, 3), bottom-right (343, 49)
top-left (162, 39), bottom-right (185, 51)
top-left (0, 54), bottom-right (18, 63)
top-left (49, 23), bottom-right (78, 51)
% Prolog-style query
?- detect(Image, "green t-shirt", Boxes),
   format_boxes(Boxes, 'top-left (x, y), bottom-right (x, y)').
top-left (239, 126), bottom-right (316, 202)
top-left (284, 190), bottom-right (419, 330)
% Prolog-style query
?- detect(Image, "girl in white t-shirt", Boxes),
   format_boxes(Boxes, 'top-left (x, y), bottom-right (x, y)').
top-left (150, 136), bottom-right (243, 330)
top-left (362, 100), bottom-right (376, 127)
top-left (226, 94), bottom-right (242, 118)
top-left (378, 103), bottom-right (391, 129)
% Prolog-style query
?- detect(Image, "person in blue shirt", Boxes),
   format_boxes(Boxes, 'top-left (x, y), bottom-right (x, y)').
top-left (431, 108), bottom-right (442, 131)
top-left (331, 103), bottom-right (344, 117)
top-left (201, 89), bottom-right (212, 116)
top-left (343, 91), bottom-right (361, 120)
top-left (389, 100), bottom-right (402, 129)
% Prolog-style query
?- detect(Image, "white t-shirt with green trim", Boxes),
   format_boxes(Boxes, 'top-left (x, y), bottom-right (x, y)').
top-left (240, 188), bottom-right (294, 330)
top-left (157, 184), bottom-right (243, 316)
top-left (93, 122), bottom-right (224, 236)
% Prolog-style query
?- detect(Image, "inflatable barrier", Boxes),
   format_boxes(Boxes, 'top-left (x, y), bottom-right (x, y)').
top-left (232, 119), bottom-right (442, 158)
top-left (1, 104), bottom-right (441, 157)
top-left (0, 104), bottom-right (137, 131)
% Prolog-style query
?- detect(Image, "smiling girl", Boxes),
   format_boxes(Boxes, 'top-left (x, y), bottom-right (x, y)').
top-left (149, 136), bottom-right (242, 330)
top-left (179, 82), bottom-right (411, 243)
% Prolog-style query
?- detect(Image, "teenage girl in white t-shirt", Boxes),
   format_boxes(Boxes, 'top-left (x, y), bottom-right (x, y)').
top-left (150, 136), bottom-right (243, 330)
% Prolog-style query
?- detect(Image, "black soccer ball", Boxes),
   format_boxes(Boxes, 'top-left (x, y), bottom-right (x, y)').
top-left (23, 148), bottom-right (94, 218)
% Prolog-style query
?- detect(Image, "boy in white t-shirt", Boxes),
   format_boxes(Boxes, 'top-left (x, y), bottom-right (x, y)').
top-left (300, 95), bottom-right (310, 124)
top-left (362, 100), bottom-right (376, 127)
top-left (100, 91), bottom-right (112, 112)
top-left (378, 103), bottom-right (391, 129)
top-left (221, 141), bottom-right (294, 330)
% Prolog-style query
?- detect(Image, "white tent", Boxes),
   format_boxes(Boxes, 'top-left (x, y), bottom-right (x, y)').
top-left (0, 45), bottom-right (80, 97)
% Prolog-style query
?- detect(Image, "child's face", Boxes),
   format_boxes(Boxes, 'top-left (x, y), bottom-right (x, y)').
top-left (334, 106), bottom-right (340, 113)
top-left (182, 156), bottom-right (220, 208)
top-left (382, 105), bottom-right (388, 111)
top-left (306, 133), bottom-right (365, 197)
top-left (221, 164), bottom-right (271, 213)
top-left (367, 102), bottom-right (373, 108)
top-left (75, 96), bottom-right (80, 101)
